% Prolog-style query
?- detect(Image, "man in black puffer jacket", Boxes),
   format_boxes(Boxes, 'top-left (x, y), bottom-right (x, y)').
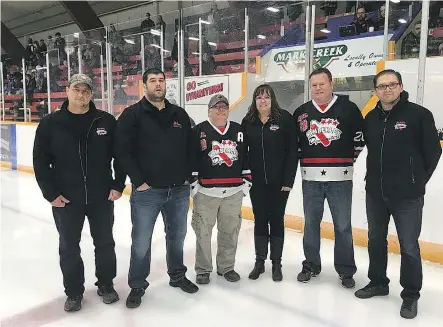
top-left (33, 74), bottom-right (126, 312)
top-left (355, 69), bottom-right (442, 320)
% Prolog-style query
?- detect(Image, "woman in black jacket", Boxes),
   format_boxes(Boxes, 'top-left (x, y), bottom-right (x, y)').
top-left (241, 84), bottom-right (299, 281)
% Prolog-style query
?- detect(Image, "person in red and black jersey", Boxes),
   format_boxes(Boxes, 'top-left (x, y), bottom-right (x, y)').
top-left (293, 68), bottom-right (364, 288)
top-left (242, 84), bottom-right (299, 282)
top-left (190, 94), bottom-right (251, 284)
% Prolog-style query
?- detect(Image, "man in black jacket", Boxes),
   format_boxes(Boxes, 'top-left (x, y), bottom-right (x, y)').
top-left (355, 69), bottom-right (442, 319)
top-left (33, 74), bottom-right (126, 312)
top-left (115, 68), bottom-right (198, 309)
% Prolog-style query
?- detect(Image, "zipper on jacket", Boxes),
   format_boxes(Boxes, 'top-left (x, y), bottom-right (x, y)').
top-left (79, 116), bottom-right (102, 204)
top-left (261, 124), bottom-right (268, 184)
top-left (410, 157), bottom-right (415, 184)
top-left (380, 111), bottom-right (390, 199)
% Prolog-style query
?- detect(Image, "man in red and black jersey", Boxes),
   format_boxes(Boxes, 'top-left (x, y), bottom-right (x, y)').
top-left (293, 68), bottom-right (364, 288)
top-left (190, 94), bottom-right (251, 285)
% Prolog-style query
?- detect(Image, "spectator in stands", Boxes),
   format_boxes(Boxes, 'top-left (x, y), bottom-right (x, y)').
top-left (351, 6), bottom-right (374, 34)
top-left (54, 32), bottom-right (67, 65)
top-left (25, 74), bottom-right (36, 97)
top-left (156, 15), bottom-right (166, 42)
top-left (113, 83), bottom-right (128, 105)
top-left (25, 38), bottom-right (36, 65)
top-left (429, 2), bottom-right (443, 28)
top-left (111, 44), bottom-right (125, 65)
top-left (39, 39), bottom-right (47, 53)
top-left (36, 100), bottom-right (48, 120)
top-left (115, 68), bottom-right (199, 309)
top-left (320, 1), bottom-right (338, 16)
top-left (401, 22), bottom-right (421, 58)
top-left (141, 13), bottom-right (155, 33)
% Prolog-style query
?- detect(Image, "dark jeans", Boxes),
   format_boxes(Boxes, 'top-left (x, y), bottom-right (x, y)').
top-left (128, 185), bottom-right (189, 289)
top-left (302, 180), bottom-right (356, 277)
top-left (52, 200), bottom-right (116, 297)
top-left (366, 192), bottom-right (424, 300)
top-left (250, 184), bottom-right (289, 261)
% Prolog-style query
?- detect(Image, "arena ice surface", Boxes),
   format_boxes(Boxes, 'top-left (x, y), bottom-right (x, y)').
top-left (1, 171), bottom-right (442, 327)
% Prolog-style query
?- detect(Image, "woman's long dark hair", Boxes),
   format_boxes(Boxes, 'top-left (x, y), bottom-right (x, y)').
top-left (244, 84), bottom-right (283, 122)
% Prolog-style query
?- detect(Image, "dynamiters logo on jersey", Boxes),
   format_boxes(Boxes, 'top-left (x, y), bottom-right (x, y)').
top-left (274, 45), bottom-right (348, 73)
top-left (208, 140), bottom-right (238, 167)
top-left (306, 119), bottom-right (342, 147)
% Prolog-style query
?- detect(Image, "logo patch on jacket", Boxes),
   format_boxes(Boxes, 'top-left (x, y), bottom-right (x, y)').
top-left (306, 119), bottom-right (341, 147)
top-left (269, 124), bottom-right (280, 131)
top-left (394, 121), bottom-right (407, 130)
top-left (208, 140), bottom-right (238, 167)
top-left (200, 139), bottom-right (207, 151)
top-left (96, 128), bottom-right (107, 136)
top-left (173, 121), bottom-right (182, 128)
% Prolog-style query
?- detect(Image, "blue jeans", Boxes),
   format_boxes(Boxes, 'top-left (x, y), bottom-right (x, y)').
top-left (366, 193), bottom-right (424, 300)
top-left (302, 180), bottom-right (356, 277)
top-left (128, 185), bottom-right (190, 289)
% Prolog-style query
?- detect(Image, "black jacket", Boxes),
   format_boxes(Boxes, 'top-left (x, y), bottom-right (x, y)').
top-left (114, 97), bottom-right (192, 188)
top-left (364, 91), bottom-right (442, 200)
top-left (33, 101), bottom-right (126, 204)
top-left (241, 109), bottom-right (299, 187)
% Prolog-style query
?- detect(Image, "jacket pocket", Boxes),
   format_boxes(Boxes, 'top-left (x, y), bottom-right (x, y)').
top-left (409, 157), bottom-right (416, 184)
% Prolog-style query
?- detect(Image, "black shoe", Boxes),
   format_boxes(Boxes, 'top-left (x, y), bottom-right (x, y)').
top-left (97, 285), bottom-right (119, 304)
top-left (248, 261), bottom-right (265, 280)
top-left (354, 283), bottom-right (389, 299)
top-left (64, 295), bottom-right (82, 312)
top-left (126, 288), bottom-right (145, 309)
top-left (340, 276), bottom-right (355, 289)
top-left (297, 267), bottom-right (319, 283)
top-left (400, 299), bottom-right (418, 319)
top-left (196, 273), bottom-right (210, 285)
top-left (272, 262), bottom-right (282, 282)
top-left (169, 276), bottom-right (199, 293)
top-left (217, 270), bottom-right (241, 282)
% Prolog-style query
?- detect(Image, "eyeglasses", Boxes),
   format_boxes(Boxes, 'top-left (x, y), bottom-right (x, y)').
top-left (375, 83), bottom-right (401, 91)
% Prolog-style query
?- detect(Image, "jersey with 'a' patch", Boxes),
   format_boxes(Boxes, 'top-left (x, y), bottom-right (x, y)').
top-left (191, 120), bottom-right (251, 197)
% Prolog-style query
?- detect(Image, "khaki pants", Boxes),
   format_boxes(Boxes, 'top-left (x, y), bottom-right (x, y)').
top-left (191, 191), bottom-right (243, 275)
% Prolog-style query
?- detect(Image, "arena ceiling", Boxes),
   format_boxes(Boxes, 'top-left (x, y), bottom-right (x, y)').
top-left (1, 1), bottom-right (146, 39)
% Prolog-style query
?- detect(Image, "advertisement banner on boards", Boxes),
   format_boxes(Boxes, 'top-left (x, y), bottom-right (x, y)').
top-left (166, 75), bottom-right (230, 105)
top-left (265, 35), bottom-right (385, 82)
top-left (1, 124), bottom-right (12, 163)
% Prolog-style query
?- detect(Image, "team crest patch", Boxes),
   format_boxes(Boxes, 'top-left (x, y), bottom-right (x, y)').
top-left (208, 140), bottom-right (238, 167)
top-left (200, 139), bottom-right (207, 151)
top-left (306, 118), bottom-right (341, 147)
top-left (173, 121), bottom-right (182, 128)
top-left (269, 124), bottom-right (280, 131)
top-left (394, 121), bottom-right (407, 130)
top-left (299, 119), bottom-right (308, 132)
top-left (297, 113), bottom-right (308, 122)
top-left (96, 128), bottom-right (107, 136)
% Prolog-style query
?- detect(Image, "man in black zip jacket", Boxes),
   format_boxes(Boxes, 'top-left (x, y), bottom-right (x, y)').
top-left (33, 74), bottom-right (126, 312)
top-left (114, 68), bottom-right (199, 309)
top-left (355, 69), bottom-right (442, 319)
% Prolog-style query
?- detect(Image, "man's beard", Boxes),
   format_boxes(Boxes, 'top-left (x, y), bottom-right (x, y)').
top-left (147, 91), bottom-right (165, 102)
